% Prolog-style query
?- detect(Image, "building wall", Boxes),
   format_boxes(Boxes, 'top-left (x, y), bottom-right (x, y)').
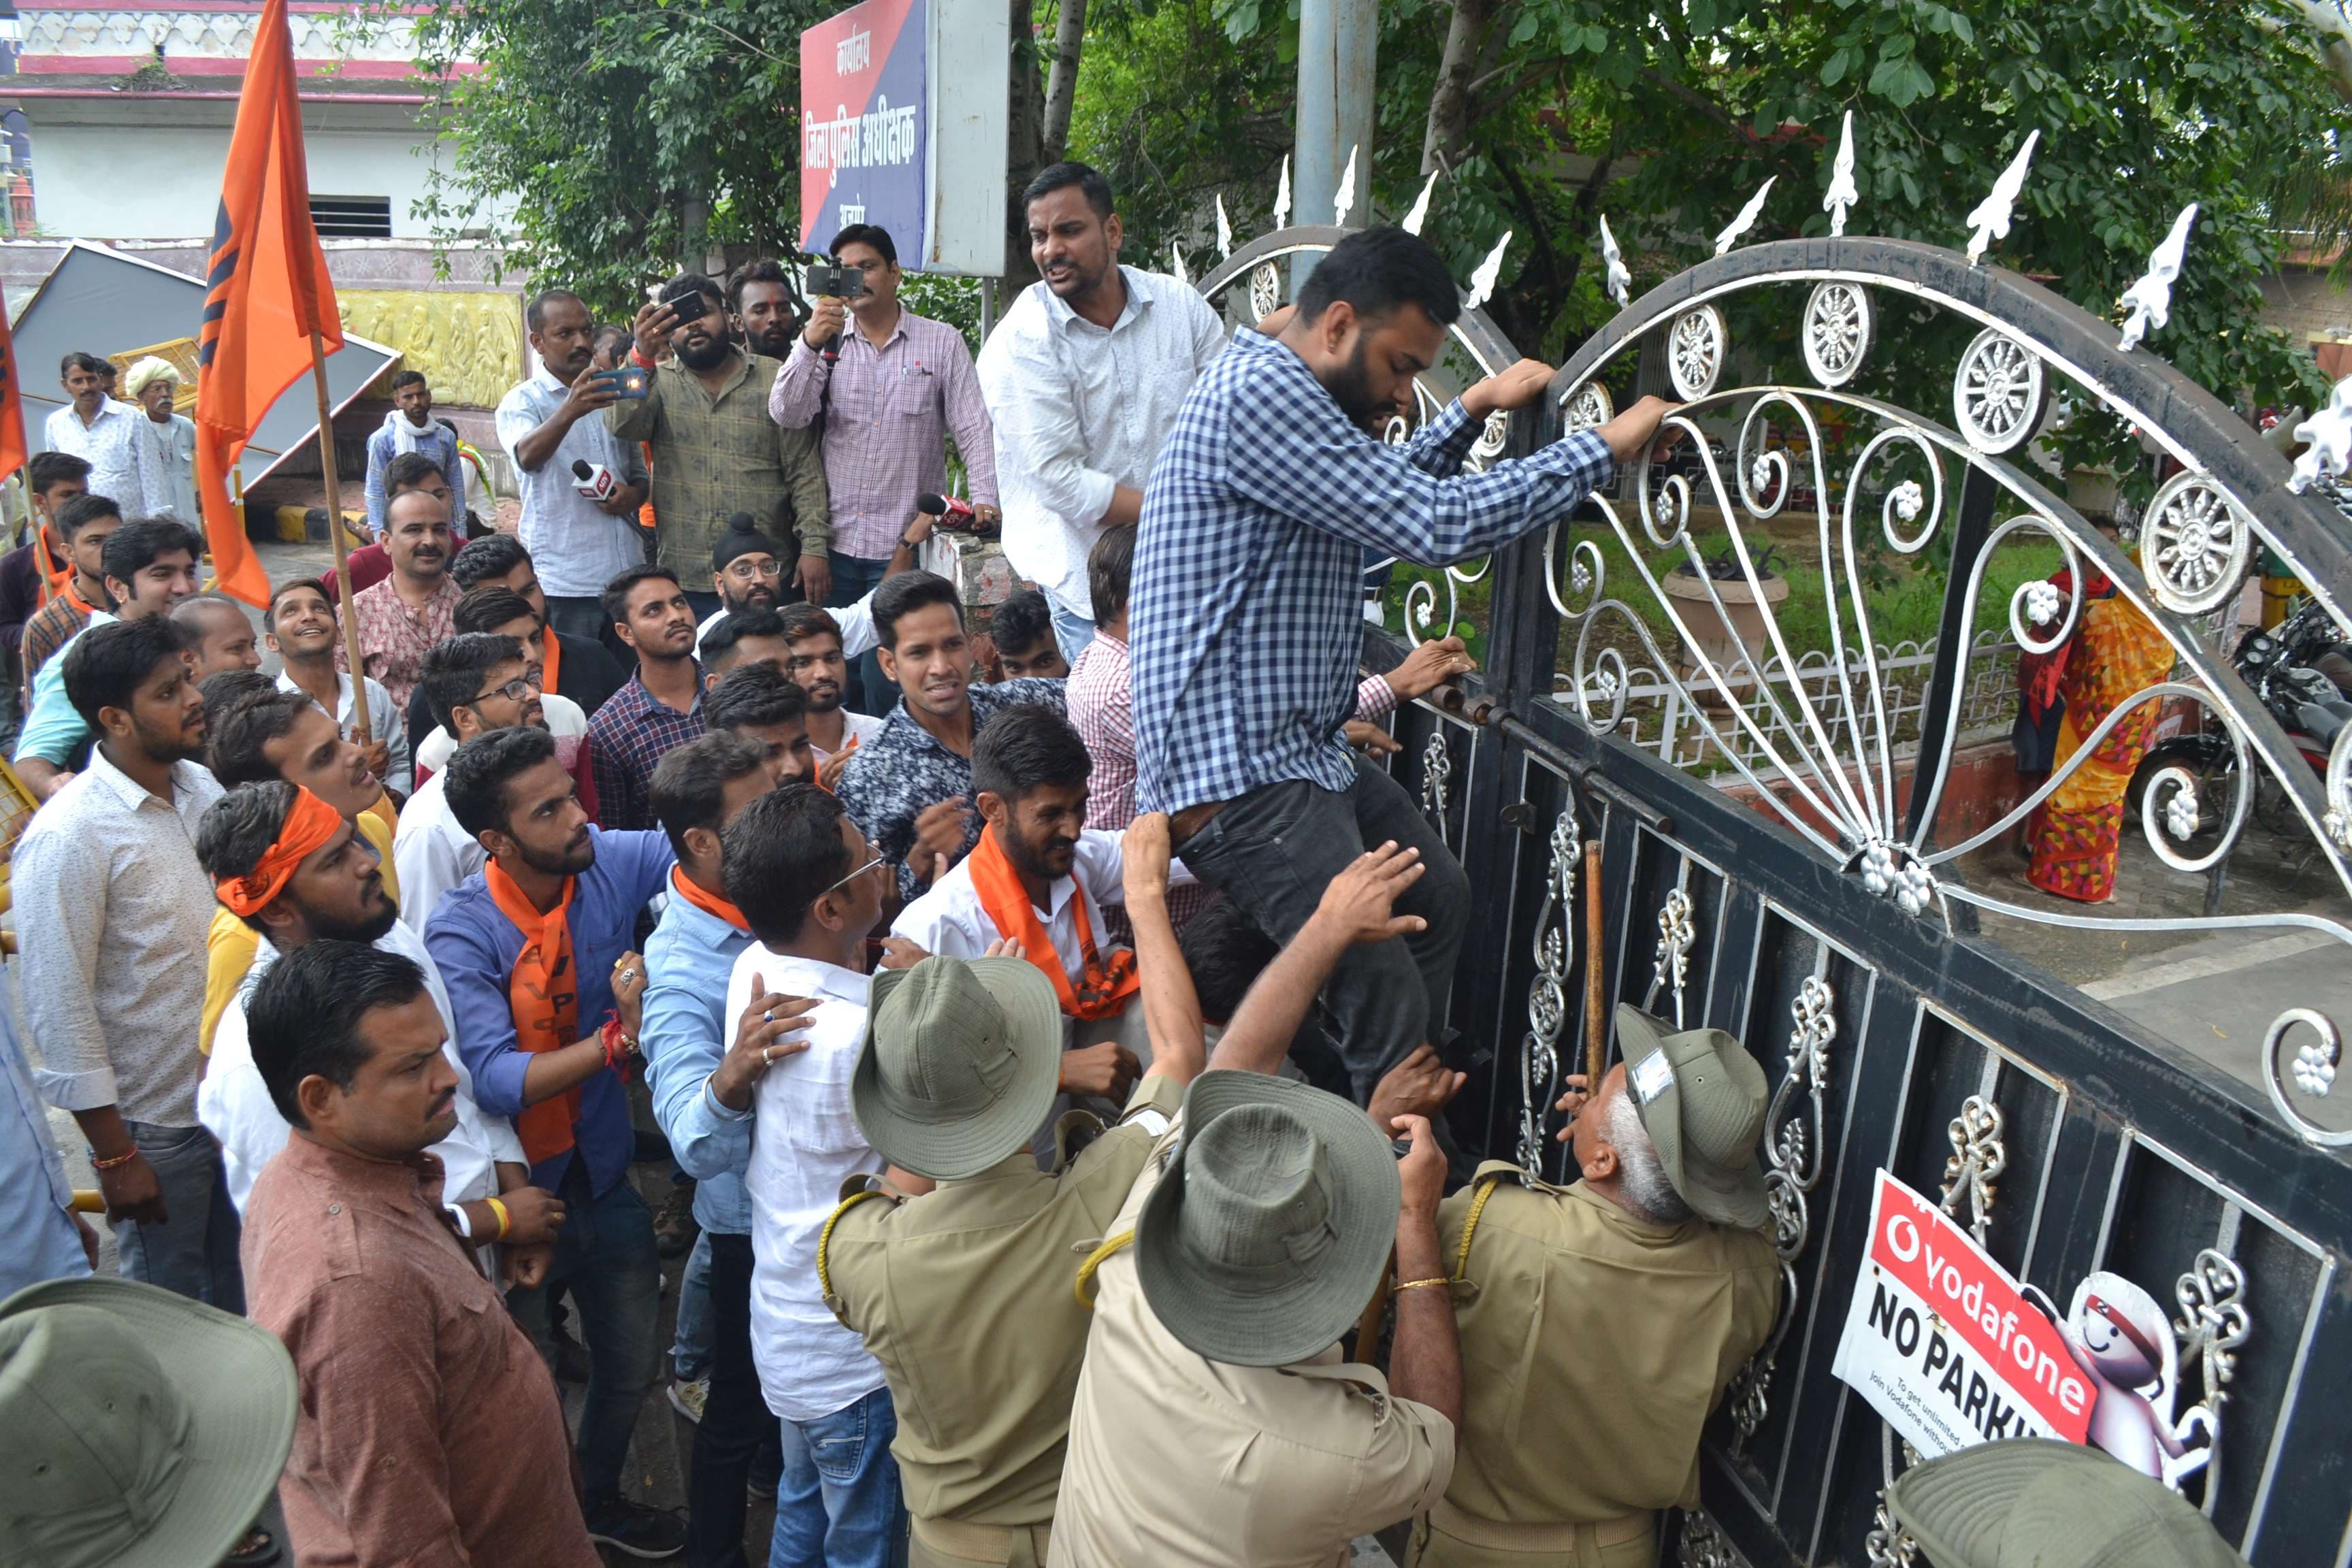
top-left (27, 120), bottom-right (459, 240)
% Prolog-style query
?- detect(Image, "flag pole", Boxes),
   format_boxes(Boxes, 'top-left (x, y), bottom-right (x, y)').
top-left (306, 330), bottom-right (372, 744)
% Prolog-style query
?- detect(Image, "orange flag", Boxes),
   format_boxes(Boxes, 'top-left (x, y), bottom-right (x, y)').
top-left (193, 0), bottom-right (340, 608)
top-left (0, 305), bottom-right (27, 487)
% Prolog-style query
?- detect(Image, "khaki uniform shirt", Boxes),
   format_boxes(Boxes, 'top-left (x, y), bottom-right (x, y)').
top-left (1049, 1113), bottom-right (1456, 1568)
top-left (607, 350), bottom-right (830, 574)
top-left (1435, 1162), bottom-right (1780, 1531)
top-left (821, 1074), bottom-right (1186, 1529)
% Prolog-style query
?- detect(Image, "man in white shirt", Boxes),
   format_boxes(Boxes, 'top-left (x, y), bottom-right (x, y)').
top-left (894, 702), bottom-right (1170, 1131)
top-left (495, 289), bottom-right (649, 645)
top-left (719, 783), bottom-right (910, 1568)
top-left (977, 162), bottom-right (1227, 663)
top-left (44, 350), bottom-right (159, 516)
top-left (191, 781), bottom-right (561, 1284)
top-left (393, 634), bottom-right (554, 932)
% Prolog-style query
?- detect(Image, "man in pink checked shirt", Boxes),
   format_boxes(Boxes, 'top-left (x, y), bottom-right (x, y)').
top-left (770, 223), bottom-right (1000, 717)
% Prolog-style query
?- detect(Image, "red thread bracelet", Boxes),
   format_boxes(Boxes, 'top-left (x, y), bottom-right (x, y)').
top-left (91, 1148), bottom-right (139, 1172)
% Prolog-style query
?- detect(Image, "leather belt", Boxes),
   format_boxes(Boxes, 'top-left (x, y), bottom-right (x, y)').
top-left (1169, 799), bottom-right (1228, 849)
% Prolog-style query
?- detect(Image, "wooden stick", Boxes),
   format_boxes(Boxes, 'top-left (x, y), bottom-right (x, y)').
top-left (1582, 839), bottom-right (1606, 1091)
top-left (307, 330), bottom-right (371, 744)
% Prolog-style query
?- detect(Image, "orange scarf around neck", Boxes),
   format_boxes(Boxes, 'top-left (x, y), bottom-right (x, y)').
top-left (539, 629), bottom-right (563, 701)
top-left (670, 864), bottom-right (748, 930)
top-left (485, 860), bottom-right (583, 1165)
top-left (965, 827), bottom-right (1138, 1021)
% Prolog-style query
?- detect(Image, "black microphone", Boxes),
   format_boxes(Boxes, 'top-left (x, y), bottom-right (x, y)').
top-left (916, 492), bottom-right (976, 529)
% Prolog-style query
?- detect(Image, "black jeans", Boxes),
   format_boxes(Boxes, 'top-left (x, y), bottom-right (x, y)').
top-left (691, 1231), bottom-right (781, 1568)
top-left (1176, 758), bottom-right (1470, 1100)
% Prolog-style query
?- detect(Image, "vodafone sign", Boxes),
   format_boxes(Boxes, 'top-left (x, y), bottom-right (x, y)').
top-left (1831, 1170), bottom-right (2093, 1456)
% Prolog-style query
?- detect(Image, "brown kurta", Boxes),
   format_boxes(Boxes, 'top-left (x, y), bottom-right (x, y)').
top-left (242, 1134), bottom-right (599, 1568)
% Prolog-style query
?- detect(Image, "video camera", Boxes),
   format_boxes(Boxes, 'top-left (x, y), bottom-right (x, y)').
top-left (804, 261), bottom-right (868, 301)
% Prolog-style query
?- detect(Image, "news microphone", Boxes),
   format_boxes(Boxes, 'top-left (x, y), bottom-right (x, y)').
top-left (572, 459), bottom-right (618, 502)
top-left (916, 492), bottom-right (975, 529)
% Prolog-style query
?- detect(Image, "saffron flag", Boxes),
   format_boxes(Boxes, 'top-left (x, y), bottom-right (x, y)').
top-left (193, 0), bottom-right (340, 607)
top-left (0, 304), bottom-right (27, 486)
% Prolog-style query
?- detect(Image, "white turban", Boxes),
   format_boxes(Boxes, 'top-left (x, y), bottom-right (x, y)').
top-left (123, 357), bottom-right (180, 397)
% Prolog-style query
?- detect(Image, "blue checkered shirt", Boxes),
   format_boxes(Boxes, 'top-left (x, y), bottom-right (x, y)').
top-left (1131, 329), bottom-right (1615, 815)
top-left (587, 669), bottom-right (707, 832)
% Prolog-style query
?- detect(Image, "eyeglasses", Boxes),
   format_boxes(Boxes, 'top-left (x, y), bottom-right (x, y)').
top-left (724, 559), bottom-right (783, 580)
top-left (468, 673), bottom-right (544, 706)
top-left (823, 853), bottom-right (886, 898)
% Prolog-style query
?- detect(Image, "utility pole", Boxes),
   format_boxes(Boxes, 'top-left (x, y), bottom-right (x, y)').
top-left (1292, 0), bottom-right (1376, 284)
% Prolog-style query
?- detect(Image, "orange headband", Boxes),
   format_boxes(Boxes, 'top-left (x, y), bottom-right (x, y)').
top-left (215, 787), bottom-right (346, 916)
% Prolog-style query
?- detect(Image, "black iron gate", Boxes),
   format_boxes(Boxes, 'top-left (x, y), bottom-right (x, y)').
top-left (1197, 196), bottom-right (2352, 1565)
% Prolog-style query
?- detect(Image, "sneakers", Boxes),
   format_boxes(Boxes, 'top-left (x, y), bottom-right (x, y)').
top-left (653, 1180), bottom-right (700, 1260)
top-left (583, 1498), bottom-right (687, 1560)
top-left (667, 1376), bottom-right (708, 1424)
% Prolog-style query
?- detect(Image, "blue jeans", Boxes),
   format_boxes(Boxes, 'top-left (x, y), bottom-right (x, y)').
top-left (1049, 599), bottom-right (1094, 668)
top-left (506, 1171), bottom-right (664, 1504)
top-left (829, 553), bottom-right (894, 715)
top-left (672, 1228), bottom-right (714, 1382)
top-left (767, 1384), bottom-right (906, 1568)
top-left (114, 1120), bottom-right (242, 1311)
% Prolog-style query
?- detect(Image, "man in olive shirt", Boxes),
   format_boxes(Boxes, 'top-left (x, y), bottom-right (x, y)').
top-left (611, 272), bottom-right (831, 615)
top-left (1410, 1005), bottom-right (1781, 1568)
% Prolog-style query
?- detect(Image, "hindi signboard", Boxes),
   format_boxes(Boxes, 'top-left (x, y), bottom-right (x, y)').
top-left (798, 0), bottom-right (1006, 276)
top-left (1831, 1170), bottom-right (2094, 1458)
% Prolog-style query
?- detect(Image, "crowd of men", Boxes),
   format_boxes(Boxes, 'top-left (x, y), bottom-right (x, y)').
top-left (5, 159), bottom-right (2196, 1568)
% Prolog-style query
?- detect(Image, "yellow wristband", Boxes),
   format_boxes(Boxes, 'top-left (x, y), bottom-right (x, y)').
top-left (1393, 1277), bottom-right (1452, 1292)
top-left (486, 1195), bottom-right (512, 1242)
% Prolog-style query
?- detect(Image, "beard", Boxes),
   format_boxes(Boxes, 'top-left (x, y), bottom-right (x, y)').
top-left (722, 581), bottom-right (777, 614)
top-left (804, 679), bottom-right (843, 715)
top-left (311, 897), bottom-right (400, 947)
top-left (676, 331), bottom-right (732, 372)
top-left (1322, 338), bottom-right (1391, 432)
top-left (519, 829), bottom-right (596, 878)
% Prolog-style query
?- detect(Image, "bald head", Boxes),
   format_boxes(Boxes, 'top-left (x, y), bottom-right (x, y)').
top-left (383, 487), bottom-right (454, 585)
top-left (172, 593), bottom-right (261, 681)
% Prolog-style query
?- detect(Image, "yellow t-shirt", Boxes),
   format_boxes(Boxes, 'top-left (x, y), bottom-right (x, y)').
top-left (199, 806), bottom-right (401, 1056)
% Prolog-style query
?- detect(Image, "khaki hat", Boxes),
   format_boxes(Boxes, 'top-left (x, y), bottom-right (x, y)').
top-left (1136, 1070), bottom-right (1399, 1368)
top-left (1887, 1439), bottom-right (2248, 1568)
top-left (1614, 1003), bottom-right (1769, 1229)
top-left (853, 956), bottom-right (1066, 1179)
top-left (0, 1275), bottom-right (296, 1568)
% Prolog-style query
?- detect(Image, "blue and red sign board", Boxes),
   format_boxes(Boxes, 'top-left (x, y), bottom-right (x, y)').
top-left (800, 0), bottom-right (929, 258)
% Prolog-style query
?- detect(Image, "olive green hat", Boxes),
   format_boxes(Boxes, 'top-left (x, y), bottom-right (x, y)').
top-left (1135, 1070), bottom-right (1399, 1368)
top-left (1887, 1439), bottom-right (2248, 1568)
top-left (0, 1276), bottom-right (297, 1568)
top-left (853, 956), bottom-right (1066, 1179)
top-left (1614, 1003), bottom-right (1769, 1229)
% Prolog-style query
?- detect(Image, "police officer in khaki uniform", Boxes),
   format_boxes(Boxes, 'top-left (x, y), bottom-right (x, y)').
top-left (817, 821), bottom-right (1214, 1568)
top-left (1411, 1005), bottom-right (1781, 1568)
top-left (1884, 1437), bottom-right (2249, 1568)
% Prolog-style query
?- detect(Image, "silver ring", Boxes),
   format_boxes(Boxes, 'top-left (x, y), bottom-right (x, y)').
top-left (617, 968), bottom-right (638, 986)
top-left (762, 1011), bottom-right (773, 1023)
top-left (761, 1045), bottom-right (774, 1065)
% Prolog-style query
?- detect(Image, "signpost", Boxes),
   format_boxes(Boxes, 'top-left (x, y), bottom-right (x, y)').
top-left (1831, 1171), bottom-right (2094, 1458)
top-left (798, 0), bottom-right (1007, 277)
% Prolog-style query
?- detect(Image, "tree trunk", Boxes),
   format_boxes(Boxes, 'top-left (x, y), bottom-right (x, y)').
top-left (1040, 0), bottom-right (1088, 167)
top-left (1421, 0), bottom-right (1498, 175)
top-left (1002, 0), bottom-right (1044, 291)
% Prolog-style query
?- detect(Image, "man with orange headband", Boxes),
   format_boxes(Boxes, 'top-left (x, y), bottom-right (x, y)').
top-left (192, 781), bottom-right (561, 1285)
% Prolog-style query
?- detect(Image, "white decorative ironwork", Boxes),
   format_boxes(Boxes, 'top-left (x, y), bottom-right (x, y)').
top-left (1646, 887), bottom-right (1697, 1027)
top-left (1802, 280), bottom-right (1873, 389)
top-left (1248, 261), bottom-right (1281, 324)
top-left (1858, 839), bottom-right (1936, 917)
top-left (2168, 1248), bottom-right (2250, 1515)
top-left (1215, 193), bottom-right (1232, 259)
top-left (2140, 471), bottom-right (2251, 615)
top-left (1599, 213), bottom-right (1632, 309)
top-left (1420, 728), bottom-right (1454, 834)
top-left (1402, 168), bottom-right (1439, 236)
top-left (1465, 231), bottom-right (1512, 312)
top-left (1668, 305), bottom-right (1728, 399)
top-left (1940, 1095), bottom-right (2006, 1245)
top-left (1965, 128), bottom-right (2040, 265)
top-left (1334, 144), bottom-right (1359, 228)
top-left (1953, 327), bottom-right (2047, 453)
top-left (2287, 375), bottom-right (2352, 494)
top-left (1169, 240), bottom-right (1189, 286)
top-left (1729, 972), bottom-right (1839, 1448)
top-left (1825, 110), bottom-right (1859, 237)
top-left (1561, 381), bottom-right (1614, 434)
top-left (1273, 154), bottom-right (1291, 231)
top-left (2328, 725), bottom-right (2352, 852)
top-left (1519, 808), bottom-right (1581, 1173)
top-left (1467, 410), bottom-right (1511, 470)
top-left (1714, 176), bottom-right (1776, 257)
top-left (2264, 1008), bottom-right (2352, 1148)
top-left (2118, 203), bottom-right (2199, 352)
top-left (1678, 1510), bottom-right (1746, 1568)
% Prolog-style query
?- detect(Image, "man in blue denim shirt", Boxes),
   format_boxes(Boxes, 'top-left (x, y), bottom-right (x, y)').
top-left (642, 731), bottom-right (819, 1568)
top-left (423, 725), bottom-right (685, 1560)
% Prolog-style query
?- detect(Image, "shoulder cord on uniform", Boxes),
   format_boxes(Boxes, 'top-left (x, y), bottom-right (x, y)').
top-left (817, 1188), bottom-right (889, 1303)
top-left (1452, 1175), bottom-right (1504, 1283)
top-left (1074, 1229), bottom-right (1136, 1310)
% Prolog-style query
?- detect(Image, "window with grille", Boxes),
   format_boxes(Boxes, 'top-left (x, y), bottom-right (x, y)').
top-left (309, 196), bottom-right (391, 239)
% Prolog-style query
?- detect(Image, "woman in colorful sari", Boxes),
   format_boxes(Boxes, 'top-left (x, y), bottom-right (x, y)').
top-left (2012, 538), bottom-right (2176, 902)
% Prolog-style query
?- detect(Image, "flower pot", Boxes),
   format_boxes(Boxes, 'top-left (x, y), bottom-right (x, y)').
top-left (1664, 567), bottom-right (1790, 705)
